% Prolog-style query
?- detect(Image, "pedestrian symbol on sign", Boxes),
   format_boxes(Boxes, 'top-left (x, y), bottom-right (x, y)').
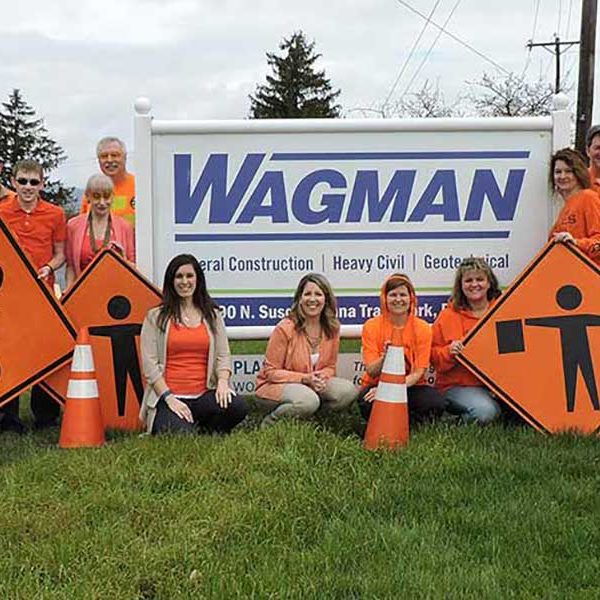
top-left (496, 284), bottom-right (600, 413)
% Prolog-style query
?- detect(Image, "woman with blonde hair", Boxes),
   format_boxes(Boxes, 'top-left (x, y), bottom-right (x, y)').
top-left (65, 174), bottom-right (135, 286)
top-left (255, 273), bottom-right (356, 427)
top-left (431, 257), bottom-right (502, 424)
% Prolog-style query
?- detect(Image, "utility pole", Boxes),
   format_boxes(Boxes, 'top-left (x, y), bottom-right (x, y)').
top-left (575, 0), bottom-right (597, 154)
top-left (526, 35), bottom-right (579, 93)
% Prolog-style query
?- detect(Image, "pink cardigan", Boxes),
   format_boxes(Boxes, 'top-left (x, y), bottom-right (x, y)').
top-left (255, 318), bottom-right (340, 401)
top-left (65, 213), bottom-right (135, 278)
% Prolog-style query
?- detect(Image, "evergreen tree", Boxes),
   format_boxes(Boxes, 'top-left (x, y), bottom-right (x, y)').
top-left (0, 89), bottom-right (73, 205)
top-left (249, 32), bottom-right (341, 119)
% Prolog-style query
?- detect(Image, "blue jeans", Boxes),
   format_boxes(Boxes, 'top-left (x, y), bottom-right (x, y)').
top-left (444, 386), bottom-right (500, 425)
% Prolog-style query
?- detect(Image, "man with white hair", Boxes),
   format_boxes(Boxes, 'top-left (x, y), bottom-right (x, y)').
top-left (80, 136), bottom-right (136, 226)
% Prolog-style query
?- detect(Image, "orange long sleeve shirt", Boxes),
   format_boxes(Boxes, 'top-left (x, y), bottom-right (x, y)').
top-left (549, 189), bottom-right (600, 265)
top-left (431, 300), bottom-right (497, 392)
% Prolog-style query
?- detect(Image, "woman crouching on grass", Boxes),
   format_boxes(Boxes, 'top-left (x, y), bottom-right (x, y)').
top-left (358, 273), bottom-right (446, 426)
top-left (255, 273), bottom-right (357, 427)
top-left (140, 254), bottom-right (248, 434)
top-left (431, 257), bottom-right (501, 424)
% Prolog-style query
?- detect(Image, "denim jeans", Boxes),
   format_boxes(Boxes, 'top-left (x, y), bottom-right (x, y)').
top-left (444, 386), bottom-right (500, 424)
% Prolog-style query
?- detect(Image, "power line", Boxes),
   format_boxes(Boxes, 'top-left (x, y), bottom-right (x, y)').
top-left (394, 0), bottom-right (510, 74)
top-left (563, 0), bottom-right (577, 76)
top-left (564, 0), bottom-right (574, 37)
top-left (399, 0), bottom-right (462, 99)
top-left (557, 0), bottom-right (563, 37)
top-left (381, 0), bottom-right (443, 111)
top-left (531, 0), bottom-right (542, 40)
top-left (522, 0), bottom-right (543, 76)
top-left (527, 35), bottom-right (580, 92)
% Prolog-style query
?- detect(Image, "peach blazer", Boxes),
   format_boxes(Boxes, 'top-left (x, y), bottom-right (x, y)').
top-left (255, 318), bottom-right (340, 401)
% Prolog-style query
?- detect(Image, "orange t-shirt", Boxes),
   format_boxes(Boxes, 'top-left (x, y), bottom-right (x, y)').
top-left (164, 321), bottom-right (209, 396)
top-left (0, 195), bottom-right (66, 286)
top-left (80, 172), bottom-right (136, 227)
top-left (548, 189), bottom-right (600, 264)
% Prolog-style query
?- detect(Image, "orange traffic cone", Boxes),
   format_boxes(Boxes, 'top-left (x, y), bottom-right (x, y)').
top-left (364, 345), bottom-right (409, 450)
top-left (59, 327), bottom-right (105, 448)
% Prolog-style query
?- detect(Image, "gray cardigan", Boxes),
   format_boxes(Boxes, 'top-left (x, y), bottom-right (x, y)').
top-left (139, 306), bottom-right (232, 432)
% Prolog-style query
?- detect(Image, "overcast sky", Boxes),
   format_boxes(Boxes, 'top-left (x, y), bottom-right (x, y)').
top-left (1, 0), bottom-right (598, 187)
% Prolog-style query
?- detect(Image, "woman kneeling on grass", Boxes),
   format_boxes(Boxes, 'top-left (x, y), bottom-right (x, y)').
top-left (140, 254), bottom-right (248, 434)
top-left (255, 273), bottom-right (357, 427)
top-left (431, 257), bottom-right (501, 424)
top-left (358, 273), bottom-right (445, 425)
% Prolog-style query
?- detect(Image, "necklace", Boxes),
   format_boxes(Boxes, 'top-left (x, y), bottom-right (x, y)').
top-left (180, 307), bottom-right (202, 327)
top-left (305, 328), bottom-right (322, 351)
top-left (88, 213), bottom-right (112, 254)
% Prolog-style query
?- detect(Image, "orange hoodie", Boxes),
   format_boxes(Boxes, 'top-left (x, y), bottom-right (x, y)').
top-left (361, 274), bottom-right (432, 388)
top-left (548, 188), bottom-right (600, 265)
top-left (431, 299), bottom-right (497, 391)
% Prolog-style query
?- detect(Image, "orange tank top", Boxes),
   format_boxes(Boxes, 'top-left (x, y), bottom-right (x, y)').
top-left (164, 321), bottom-right (209, 396)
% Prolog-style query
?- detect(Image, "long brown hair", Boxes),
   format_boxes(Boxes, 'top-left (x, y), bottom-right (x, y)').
top-left (550, 148), bottom-right (591, 190)
top-left (157, 254), bottom-right (219, 333)
top-left (288, 273), bottom-right (340, 339)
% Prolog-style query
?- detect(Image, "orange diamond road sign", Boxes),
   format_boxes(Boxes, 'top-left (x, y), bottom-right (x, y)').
top-left (0, 217), bottom-right (76, 406)
top-left (458, 241), bottom-right (600, 434)
top-left (41, 249), bottom-right (161, 430)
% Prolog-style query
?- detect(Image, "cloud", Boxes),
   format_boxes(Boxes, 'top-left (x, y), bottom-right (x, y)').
top-left (0, 0), bottom-right (596, 188)
top-left (2, 0), bottom-right (200, 45)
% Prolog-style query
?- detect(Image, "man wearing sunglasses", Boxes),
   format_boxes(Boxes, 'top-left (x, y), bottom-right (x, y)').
top-left (0, 158), bottom-right (67, 431)
top-left (79, 137), bottom-right (136, 227)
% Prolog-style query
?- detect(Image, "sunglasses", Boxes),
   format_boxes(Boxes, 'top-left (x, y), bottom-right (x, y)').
top-left (16, 177), bottom-right (41, 186)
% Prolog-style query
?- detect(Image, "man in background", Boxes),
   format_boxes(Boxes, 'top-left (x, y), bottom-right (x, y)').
top-left (80, 137), bottom-right (136, 226)
top-left (587, 125), bottom-right (600, 193)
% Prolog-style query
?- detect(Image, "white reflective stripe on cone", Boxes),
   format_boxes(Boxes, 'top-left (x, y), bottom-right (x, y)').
top-left (71, 345), bottom-right (95, 372)
top-left (67, 379), bottom-right (99, 399)
top-left (382, 346), bottom-right (405, 376)
top-left (375, 381), bottom-right (408, 404)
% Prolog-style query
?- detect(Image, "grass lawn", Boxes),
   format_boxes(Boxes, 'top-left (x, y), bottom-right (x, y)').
top-left (1, 399), bottom-right (599, 599)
